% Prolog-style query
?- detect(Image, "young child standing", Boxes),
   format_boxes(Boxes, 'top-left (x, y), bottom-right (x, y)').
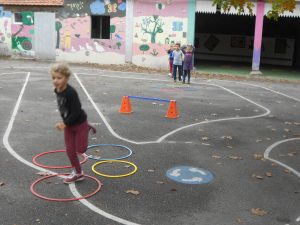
top-left (172, 43), bottom-right (184, 82)
top-left (51, 63), bottom-right (95, 184)
top-left (167, 44), bottom-right (174, 76)
top-left (183, 45), bottom-right (194, 84)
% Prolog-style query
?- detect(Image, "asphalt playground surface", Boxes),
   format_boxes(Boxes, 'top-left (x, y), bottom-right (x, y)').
top-left (0, 60), bottom-right (299, 225)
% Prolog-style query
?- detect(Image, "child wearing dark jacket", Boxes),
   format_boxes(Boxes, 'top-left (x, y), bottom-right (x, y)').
top-left (183, 45), bottom-right (194, 84)
top-left (51, 63), bottom-right (95, 184)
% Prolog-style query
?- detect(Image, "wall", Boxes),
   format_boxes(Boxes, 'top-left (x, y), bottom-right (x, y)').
top-left (0, 7), bottom-right (12, 56)
top-left (11, 11), bottom-right (35, 57)
top-left (132, 0), bottom-right (189, 68)
top-left (55, 0), bottom-right (127, 64)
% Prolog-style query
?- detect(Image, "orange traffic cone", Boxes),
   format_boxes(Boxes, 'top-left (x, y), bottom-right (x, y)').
top-left (119, 96), bottom-right (133, 114)
top-left (165, 100), bottom-right (179, 119)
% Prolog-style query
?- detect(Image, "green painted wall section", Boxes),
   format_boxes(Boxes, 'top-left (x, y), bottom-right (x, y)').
top-left (187, 0), bottom-right (196, 44)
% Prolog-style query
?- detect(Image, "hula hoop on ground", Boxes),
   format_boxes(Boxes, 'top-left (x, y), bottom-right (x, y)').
top-left (86, 144), bottom-right (133, 161)
top-left (92, 160), bottom-right (138, 178)
top-left (30, 173), bottom-right (102, 202)
top-left (32, 150), bottom-right (87, 169)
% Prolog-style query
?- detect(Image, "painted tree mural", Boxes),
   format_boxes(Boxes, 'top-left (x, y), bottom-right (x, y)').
top-left (141, 15), bottom-right (164, 44)
top-left (55, 21), bottom-right (62, 49)
top-left (139, 44), bottom-right (150, 54)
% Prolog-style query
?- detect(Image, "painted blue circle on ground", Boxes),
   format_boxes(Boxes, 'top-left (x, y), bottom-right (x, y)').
top-left (166, 166), bottom-right (214, 184)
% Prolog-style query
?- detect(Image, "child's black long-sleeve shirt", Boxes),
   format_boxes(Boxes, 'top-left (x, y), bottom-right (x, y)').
top-left (54, 84), bottom-right (87, 126)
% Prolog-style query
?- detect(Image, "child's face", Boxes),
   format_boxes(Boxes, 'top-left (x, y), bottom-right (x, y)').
top-left (175, 45), bottom-right (179, 50)
top-left (52, 72), bottom-right (68, 91)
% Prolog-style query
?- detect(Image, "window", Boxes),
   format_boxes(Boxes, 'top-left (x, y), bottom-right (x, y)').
top-left (14, 13), bottom-right (22, 23)
top-left (91, 16), bottom-right (110, 39)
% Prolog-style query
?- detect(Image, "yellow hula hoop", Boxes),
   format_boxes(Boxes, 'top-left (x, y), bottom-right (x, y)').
top-left (92, 160), bottom-right (138, 178)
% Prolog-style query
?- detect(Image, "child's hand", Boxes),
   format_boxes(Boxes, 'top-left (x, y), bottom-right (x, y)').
top-left (55, 122), bottom-right (66, 131)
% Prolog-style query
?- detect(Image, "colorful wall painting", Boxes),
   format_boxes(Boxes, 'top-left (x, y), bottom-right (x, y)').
top-left (132, 0), bottom-right (189, 68)
top-left (0, 7), bottom-right (12, 56)
top-left (11, 12), bottom-right (35, 57)
top-left (55, 0), bottom-right (126, 64)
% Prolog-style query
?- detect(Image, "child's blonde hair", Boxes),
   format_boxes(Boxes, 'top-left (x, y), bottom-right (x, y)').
top-left (50, 63), bottom-right (72, 78)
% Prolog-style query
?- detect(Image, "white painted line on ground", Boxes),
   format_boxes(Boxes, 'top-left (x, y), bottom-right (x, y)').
top-left (75, 73), bottom-right (270, 144)
top-left (2, 72), bottom-right (140, 225)
top-left (69, 185), bottom-right (141, 225)
top-left (296, 216), bottom-right (300, 222)
top-left (264, 138), bottom-right (300, 178)
top-left (2, 72), bottom-right (51, 173)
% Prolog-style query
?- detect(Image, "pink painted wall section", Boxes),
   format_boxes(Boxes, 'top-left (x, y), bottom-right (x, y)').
top-left (11, 24), bottom-right (34, 38)
top-left (132, 0), bottom-right (189, 67)
top-left (58, 16), bottom-right (125, 54)
top-left (134, 0), bottom-right (188, 18)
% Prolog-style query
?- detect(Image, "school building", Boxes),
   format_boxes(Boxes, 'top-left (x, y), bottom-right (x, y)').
top-left (0, 0), bottom-right (300, 73)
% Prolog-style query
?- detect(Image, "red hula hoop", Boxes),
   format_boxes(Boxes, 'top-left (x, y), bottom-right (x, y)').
top-left (32, 150), bottom-right (87, 169)
top-left (30, 173), bottom-right (102, 202)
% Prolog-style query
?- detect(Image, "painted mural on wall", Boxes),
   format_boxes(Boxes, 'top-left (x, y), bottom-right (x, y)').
top-left (56, 0), bottom-right (126, 64)
top-left (0, 7), bottom-right (12, 56)
top-left (132, 0), bottom-right (188, 67)
top-left (11, 11), bottom-right (35, 57)
top-left (58, 0), bottom-right (126, 18)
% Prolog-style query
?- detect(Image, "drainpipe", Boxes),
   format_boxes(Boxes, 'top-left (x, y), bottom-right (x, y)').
top-left (251, 0), bottom-right (265, 75)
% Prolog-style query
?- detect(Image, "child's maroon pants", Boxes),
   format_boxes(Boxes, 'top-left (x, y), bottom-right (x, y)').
top-left (64, 120), bottom-right (89, 174)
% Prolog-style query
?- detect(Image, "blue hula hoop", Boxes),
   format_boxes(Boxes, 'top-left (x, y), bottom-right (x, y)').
top-left (86, 144), bottom-right (133, 161)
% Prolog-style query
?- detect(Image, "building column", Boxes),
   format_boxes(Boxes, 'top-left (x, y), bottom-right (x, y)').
top-left (125, 0), bottom-right (134, 63)
top-left (251, 0), bottom-right (265, 75)
top-left (187, 0), bottom-right (196, 45)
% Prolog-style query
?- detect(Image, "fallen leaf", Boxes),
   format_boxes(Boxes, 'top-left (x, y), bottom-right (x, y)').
top-left (202, 143), bottom-right (211, 146)
top-left (256, 139), bottom-right (262, 142)
top-left (235, 109), bottom-right (241, 111)
top-left (36, 172), bottom-right (52, 176)
top-left (170, 188), bottom-right (177, 192)
top-left (265, 172), bottom-right (273, 177)
top-left (253, 154), bottom-right (263, 160)
top-left (271, 128), bottom-right (277, 131)
top-left (271, 163), bottom-right (278, 167)
top-left (250, 208), bottom-right (268, 216)
top-left (211, 113), bottom-right (217, 116)
top-left (147, 169), bottom-right (155, 172)
top-left (36, 219), bottom-right (40, 222)
top-left (202, 136), bottom-right (209, 140)
top-left (229, 156), bottom-right (242, 160)
top-left (265, 137), bottom-right (271, 140)
top-left (0, 182), bottom-right (4, 186)
top-left (126, 189), bottom-right (140, 195)
top-left (284, 169), bottom-right (291, 174)
top-left (124, 165), bottom-right (131, 168)
top-left (156, 181), bottom-right (165, 184)
top-left (95, 150), bottom-right (100, 152)
top-left (288, 152), bottom-right (297, 156)
top-left (227, 146), bottom-right (233, 149)
top-left (212, 155), bottom-right (222, 159)
top-left (236, 218), bottom-right (243, 224)
top-left (255, 175), bottom-right (264, 180)
top-left (284, 128), bottom-right (290, 132)
top-left (294, 122), bottom-right (300, 126)
top-left (284, 122), bottom-right (292, 125)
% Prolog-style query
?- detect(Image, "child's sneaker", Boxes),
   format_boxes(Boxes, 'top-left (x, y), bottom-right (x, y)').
top-left (63, 171), bottom-right (84, 184)
top-left (168, 73), bottom-right (172, 76)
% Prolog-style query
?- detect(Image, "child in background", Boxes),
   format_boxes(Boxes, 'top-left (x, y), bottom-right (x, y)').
top-left (51, 63), bottom-right (96, 184)
top-left (167, 44), bottom-right (174, 76)
top-left (172, 43), bottom-right (184, 82)
top-left (183, 44), bottom-right (194, 84)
